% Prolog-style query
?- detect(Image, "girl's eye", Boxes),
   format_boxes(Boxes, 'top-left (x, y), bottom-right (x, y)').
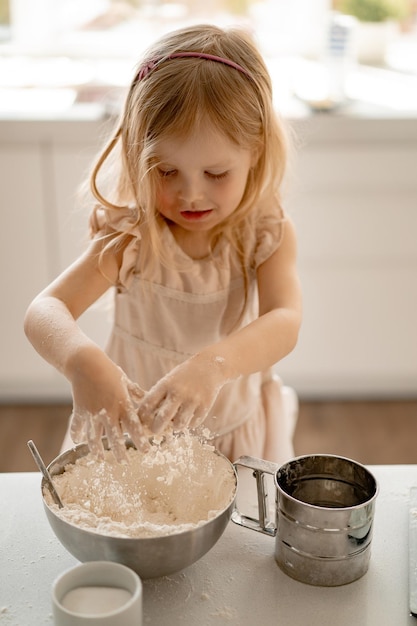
top-left (206, 171), bottom-right (228, 180)
top-left (158, 169), bottom-right (176, 178)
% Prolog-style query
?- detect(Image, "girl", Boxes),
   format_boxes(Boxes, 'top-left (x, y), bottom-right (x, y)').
top-left (24, 24), bottom-right (302, 464)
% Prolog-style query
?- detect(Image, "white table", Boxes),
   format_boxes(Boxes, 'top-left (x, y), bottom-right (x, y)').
top-left (1, 466), bottom-right (416, 625)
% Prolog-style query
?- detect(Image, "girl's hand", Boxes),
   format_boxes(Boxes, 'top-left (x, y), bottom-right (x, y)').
top-left (69, 354), bottom-right (148, 461)
top-left (137, 353), bottom-right (235, 434)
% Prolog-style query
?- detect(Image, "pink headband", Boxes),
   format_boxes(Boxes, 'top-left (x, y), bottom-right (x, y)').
top-left (135, 51), bottom-right (253, 82)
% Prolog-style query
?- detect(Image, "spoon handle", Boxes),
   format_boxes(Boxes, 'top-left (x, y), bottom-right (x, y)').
top-left (27, 440), bottom-right (63, 509)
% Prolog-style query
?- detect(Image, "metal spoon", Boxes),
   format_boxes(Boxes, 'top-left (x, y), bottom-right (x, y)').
top-left (27, 440), bottom-right (63, 508)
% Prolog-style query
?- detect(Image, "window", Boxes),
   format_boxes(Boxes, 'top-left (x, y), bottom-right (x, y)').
top-left (0, 1), bottom-right (416, 114)
top-left (1, 0), bottom-right (339, 59)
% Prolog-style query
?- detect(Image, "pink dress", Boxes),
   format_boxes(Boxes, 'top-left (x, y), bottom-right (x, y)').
top-left (93, 207), bottom-right (296, 464)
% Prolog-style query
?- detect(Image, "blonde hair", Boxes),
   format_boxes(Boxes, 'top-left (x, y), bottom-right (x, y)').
top-left (90, 23), bottom-right (289, 277)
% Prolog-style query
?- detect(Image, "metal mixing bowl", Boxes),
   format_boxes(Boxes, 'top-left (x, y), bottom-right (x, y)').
top-left (42, 439), bottom-right (237, 579)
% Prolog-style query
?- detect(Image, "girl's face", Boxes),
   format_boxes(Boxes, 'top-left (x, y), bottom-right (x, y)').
top-left (155, 124), bottom-right (254, 251)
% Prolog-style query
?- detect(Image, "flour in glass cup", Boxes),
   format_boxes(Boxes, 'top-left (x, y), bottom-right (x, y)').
top-left (61, 586), bottom-right (132, 615)
top-left (44, 430), bottom-right (236, 538)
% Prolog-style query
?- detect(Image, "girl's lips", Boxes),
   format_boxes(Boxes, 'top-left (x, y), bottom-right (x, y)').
top-left (180, 209), bottom-right (213, 221)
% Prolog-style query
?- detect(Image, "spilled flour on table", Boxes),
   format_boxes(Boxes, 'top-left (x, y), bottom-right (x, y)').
top-left (44, 431), bottom-right (236, 538)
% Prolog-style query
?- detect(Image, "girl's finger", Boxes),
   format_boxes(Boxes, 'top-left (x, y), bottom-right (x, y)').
top-left (172, 401), bottom-right (195, 431)
top-left (138, 389), bottom-right (167, 426)
top-left (70, 410), bottom-right (86, 443)
top-left (188, 405), bottom-right (209, 429)
top-left (86, 412), bottom-right (106, 460)
top-left (103, 414), bottom-right (127, 463)
top-left (126, 380), bottom-right (145, 405)
top-left (152, 396), bottom-right (182, 433)
top-left (122, 408), bottom-right (150, 453)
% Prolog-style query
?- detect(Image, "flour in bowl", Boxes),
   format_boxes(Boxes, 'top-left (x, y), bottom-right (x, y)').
top-left (43, 431), bottom-right (236, 538)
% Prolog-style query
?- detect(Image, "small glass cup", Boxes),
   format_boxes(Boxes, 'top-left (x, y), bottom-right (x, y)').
top-left (52, 561), bottom-right (142, 625)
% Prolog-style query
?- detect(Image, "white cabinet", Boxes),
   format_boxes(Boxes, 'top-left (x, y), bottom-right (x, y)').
top-left (1, 115), bottom-right (416, 399)
top-left (0, 144), bottom-right (67, 398)
top-left (278, 134), bottom-right (417, 396)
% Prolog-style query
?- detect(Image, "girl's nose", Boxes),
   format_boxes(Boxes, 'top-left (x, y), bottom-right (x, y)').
top-left (178, 176), bottom-right (204, 204)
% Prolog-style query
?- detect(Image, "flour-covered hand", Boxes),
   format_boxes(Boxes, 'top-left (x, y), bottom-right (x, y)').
top-left (69, 360), bottom-right (149, 461)
top-left (137, 353), bottom-right (235, 434)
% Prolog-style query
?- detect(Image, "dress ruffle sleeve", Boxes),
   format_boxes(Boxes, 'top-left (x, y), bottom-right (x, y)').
top-left (252, 210), bottom-right (286, 269)
top-left (89, 205), bottom-right (141, 289)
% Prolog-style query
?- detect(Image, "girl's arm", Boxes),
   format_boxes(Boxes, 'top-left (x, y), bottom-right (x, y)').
top-left (209, 217), bottom-right (302, 375)
top-left (24, 238), bottom-right (147, 458)
top-left (138, 218), bottom-right (302, 432)
top-left (24, 238), bottom-right (117, 374)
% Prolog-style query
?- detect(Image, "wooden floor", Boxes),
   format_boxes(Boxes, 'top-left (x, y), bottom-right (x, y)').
top-left (1, 399), bottom-right (416, 472)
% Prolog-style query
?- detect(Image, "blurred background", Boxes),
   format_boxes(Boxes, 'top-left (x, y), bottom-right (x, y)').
top-left (0, 0), bottom-right (416, 470)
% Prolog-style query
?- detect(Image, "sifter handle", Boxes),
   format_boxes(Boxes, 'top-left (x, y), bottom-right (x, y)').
top-left (231, 456), bottom-right (278, 537)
